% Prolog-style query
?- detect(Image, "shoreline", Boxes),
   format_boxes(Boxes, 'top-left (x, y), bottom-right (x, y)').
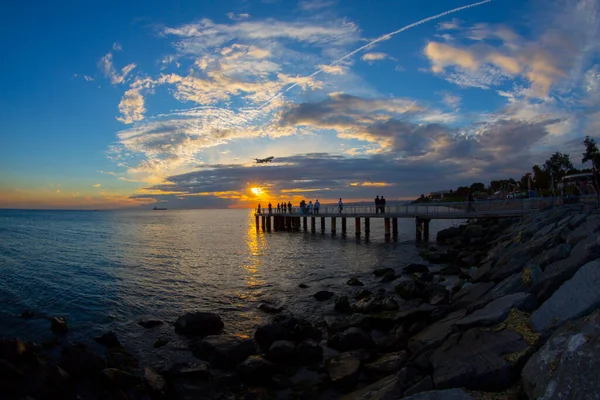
top-left (2, 203), bottom-right (599, 399)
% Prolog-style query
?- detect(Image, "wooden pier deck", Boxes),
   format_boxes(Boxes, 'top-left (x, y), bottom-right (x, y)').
top-left (254, 199), bottom-right (548, 241)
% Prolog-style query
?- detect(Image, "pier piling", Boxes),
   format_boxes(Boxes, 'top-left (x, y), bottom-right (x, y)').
top-left (331, 217), bottom-right (337, 235)
top-left (355, 217), bottom-right (361, 237)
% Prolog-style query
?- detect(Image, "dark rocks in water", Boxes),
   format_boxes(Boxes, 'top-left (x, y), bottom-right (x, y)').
top-left (423, 283), bottom-right (449, 306)
top-left (373, 268), bottom-right (394, 277)
top-left (174, 311), bottom-right (224, 336)
top-left (99, 368), bottom-right (141, 389)
top-left (354, 289), bottom-right (372, 300)
top-left (403, 376), bottom-right (434, 397)
top-left (295, 339), bottom-right (323, 365)
top-left (237, 355), bottom-right (277, 385)
top-left (530, 259), bottom-right (600, 334)
top-left (353, 297), bottom-right (381, 314)
top-left (451, 282), bottom-right (494, 310)
top-left (455, 292), bottom-right (537, 329)
top-left (337, 373), bottom-right (402, 400)
top-left (334, 296), bottom-right (352, 313)
top-left (153, 338), bottom-right (169, 348)
top-left (266, 340), bottom-right (295, 364)
top-left (59, 348), bottom-right (106, 379)
top-left (20, 310), bottom-right (35, 319)
top-left (404, 264), bottom-right (429, 274)
top-left (381, 271), bottom-right (398, 283)
top-left (144, 368), bottom-right (167, 398)
top-left (408, 310), bottom-right (467, 354)
top-left (395, 280), bottom-right (423, 300)
top-left (192, 335), bottom-right (256, 369)
top-left (346, 277), bottom-right (364, 286)
top-left (94, 331), bottom-right (122, 349)
top-left (326, 352), bottom-right (360, 390)
top-left (419, 272), bottom-right (434, 282)
top-left (362, 350), bottom-right (407, 380)
top-left (313, 290), bottom-right (335, 301)
top-left (436, 226), bottom-right (462, 244)
top-left (431, 328), bottom-right (529, 391)
top-left (50, 317), bottom-right (68, 334)
top-left (138, 319), bottom-right (163, 328)
top-left (329, 327), bottom-right (375, 352)
top-left (255, 324), bottom-right (288, 353)
top-left (105, 347), bottom-right (138, 373)
top-left (437, 265), bottom-right (462, 276)
top-left (258, 303), bottom-right (282, 314)
top-left (298, 283), bottom-right (309, 288)
top-left (403, 389), bottom-right (476, 400)
top-left (0, 338), bottom-right (26, 363)
top-left (254, 316), bottom-right (322, 353)
top-left (522, 309), bottom-right (600, 400)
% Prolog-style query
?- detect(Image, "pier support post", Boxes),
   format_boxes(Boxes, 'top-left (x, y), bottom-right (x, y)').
top-left (311, 217), bottom-right (316, 232)
top-left (415, 218), bottom-right (423, 242)
top-left (261, 216), bottom-right (266, 231)
top-left (384, 218), bottom-right (391, 240)
top-left (355, 217), bottom-right (361, 237)
top-left (266, 216), bottom-right (271, 232)
top-left (321, 217), bottom-right (326, 232)
top-left (423, 219), bottom-right (430, 241)
top-left (364, 218), bottom-right (370, 237)
top-left (331, 217), bottom-right (337, 235)
top-left (255, 215), bottom-right (259, 230)
top-left (303, 217), bottom-right (307, 231)
top-left (295, 217), bottom-right (300, 229)
top-left (341, 218), bottom-right (347, 235)
top-left (392, 218), bottom-right (398, 238)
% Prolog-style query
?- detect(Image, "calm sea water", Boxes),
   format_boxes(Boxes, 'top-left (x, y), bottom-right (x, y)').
top-left (0, 208), bottom-right (462, 367)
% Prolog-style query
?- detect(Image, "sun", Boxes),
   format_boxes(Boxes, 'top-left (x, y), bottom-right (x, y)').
top-left (251, 187), bottom-right (263, 195)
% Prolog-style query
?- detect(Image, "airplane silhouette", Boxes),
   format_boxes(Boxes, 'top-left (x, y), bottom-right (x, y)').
top-left (254, 156), bottom-right (274, 164)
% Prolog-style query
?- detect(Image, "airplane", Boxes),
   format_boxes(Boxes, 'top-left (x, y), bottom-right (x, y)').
top-left (254, 156), bottom-right (275, 164)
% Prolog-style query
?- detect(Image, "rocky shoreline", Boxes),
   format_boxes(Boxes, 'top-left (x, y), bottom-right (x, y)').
top-left (2, 203), bottom-right (600, 399)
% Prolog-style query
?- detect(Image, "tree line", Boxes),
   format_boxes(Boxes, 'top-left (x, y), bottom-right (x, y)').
top-left (417, 136), bottom-right (600, 201)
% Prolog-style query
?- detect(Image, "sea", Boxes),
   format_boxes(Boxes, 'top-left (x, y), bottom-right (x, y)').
top-left (0, 208), bottom-right (464, 368)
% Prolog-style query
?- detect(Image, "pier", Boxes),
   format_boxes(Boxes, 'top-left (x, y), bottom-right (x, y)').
top-left (255, 199), bottom-right (549, 241)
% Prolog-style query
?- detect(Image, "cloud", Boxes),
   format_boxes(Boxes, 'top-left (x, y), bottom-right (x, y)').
top-left (361, 52), bottom-right (390, 62)
top-left (226, 12), bottom-right (250, 20)
top-left (116, 78), bottom-right (150, 124)
top-left (99, 52), bottom-right (137, 85)
top-left (438, 18), bottom-right (461, 31)
top-left (298, 0), bottom-right (337, 11)
top-left (440, 91), bottom-right (461, 109)
top-left (93, 183), bottom-right (101, 187)
top-left (83, 75), bottom-right (94, 81)
top-left (317, 64), bottom-right (346, 75)
top-left (113, 42), bottom-right (123, 51)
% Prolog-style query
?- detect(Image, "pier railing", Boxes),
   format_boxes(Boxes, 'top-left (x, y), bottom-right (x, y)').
top-left (255, 197), bottom-right (569, 216)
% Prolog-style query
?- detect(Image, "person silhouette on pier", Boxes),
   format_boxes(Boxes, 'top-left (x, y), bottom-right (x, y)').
top-left (381, 196), bottom-right (386, 213)
top-left (314, 199), bottom-right (320, 214)
top-left (277, 203), bottom-right (281, 213)
top-left (257, 203), bottom-right (261, 214)
top-left (287, 201), bottom-right (292, 213)
top-left (375, 196), bottom-right (380, 214)
top-left (338, 198), bottom-right (343, 213)
top-left (268, 202), bottom-right (272, 214)
top-left (308, 201), bottom-right (314, 214)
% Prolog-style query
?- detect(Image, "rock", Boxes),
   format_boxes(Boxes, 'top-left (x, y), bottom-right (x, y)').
top-left (105, 347), bottom-right (138, 372)
top-left (347, 277), bottom-right (364, 286)
top-left (456, 292), bottom-right (537, 328)
top-left (451, 282), bottom-right (494, 310)
top-left (0, 338), bottom-right (26, 363)
top-left (0, 359), bottom-right (25, 395)
top-left (408, 310), bottom-right (467, 353)
top-left (313, 290), bottom-right (335, 301)
top-left (20, 310), bottom-right (35, 319)
top-left (394, 280), bottom-right (423, 300)
top-left (50, 317), bottom-right (68, 334)
top-left (192, 335), bottom-right (256, 368)
top-left (258, 303), bottom-right (282, 314)
top-left (403, 376), bottom-right (434, 397)
top-left (331, 327), bottom-right (375, 352)
top-left (138, 319), bottom-right (163, 328)
top-left (373, 268), bottom-right (394, 277)
top-left (325, 352), bottom-right (360, 390)
top-left (565, 215), bottom-right (600, 245)
top-left (423, 284), bottom-right (449, 306)
top-left (100, 368), bottom-right (141, 389)
top-left (467, 273), bottom-right (528, 312)
top-left (471, 261), bottom-right (493, 283)
top-left (521, 263), bottom-right (542, 287)
top-left (295, 339), bottom-right (322, 365)
top-left (436, 226), bottom-right (462, 243)
top-left (144, 368), bottom-right (167, 397)
top-left (403, 389), bottom-right (476, 400)
top-left (404, 264), bottom-right (429, 274)
top-left (298, 283), bottom-right (309, 288)
top-left (174, 312), bottom-right (224, 336)
top-left (94, 331), bottom-right (122, 349)
top-left (530, 259), bottom-right (600, 334)
top-left (237, 356), bottom-right (277, 385)
top-left (255, 323), bottom-right (287, 352)
top-left (153, 338), bottom-right (169, 348)
top-left (355, 289), bottom-right (372, 300)
top-left (60, 348), bottom-right (106, 379)
top-left (363, 351), bottom-right (407, 380)
top-left (431, 329), bottom-right (529, 391)
top-left (522, 309), bottom-right (600, 400)
top-left (353, 297), bottom-right (381, 314)
top-left (338, 373), bottom-right (402, 400)
top-left (272, 314), bottom-right (322, 343)
top-left (326, 313), bottom-right (370, 333)
top-left (381, 271), bottom-right (398, 283)
top-left (438, 265), bottom-right (461, 276)
top-left (334, 296), bottom-right (352, 313)
top-left (267, 340), bottom-right (295, 364)
top-left (540, 243), bottom-right (571, 268)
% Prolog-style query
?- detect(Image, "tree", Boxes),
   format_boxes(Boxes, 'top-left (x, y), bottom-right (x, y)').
top-left (470, 182), bottom-right (486, 192)
top-left (543, 151), bottom-right (574, 180)
top-left (455, 186), bottom-right (470, 197)
top-left (532, 165), bottom-right (550, 190)
top-left (582, 136), bottom-right (600, 169)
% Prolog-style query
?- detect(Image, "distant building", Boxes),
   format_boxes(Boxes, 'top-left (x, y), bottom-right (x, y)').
top-left (427, 190), bottom-right (452, 200)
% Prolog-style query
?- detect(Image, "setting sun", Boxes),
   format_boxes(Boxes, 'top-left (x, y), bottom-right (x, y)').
top-left (251, 187), bottom-right (263, 195)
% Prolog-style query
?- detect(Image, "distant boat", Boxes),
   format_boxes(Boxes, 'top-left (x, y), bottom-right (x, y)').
top-left (153, 204), bottom-right (167, 210)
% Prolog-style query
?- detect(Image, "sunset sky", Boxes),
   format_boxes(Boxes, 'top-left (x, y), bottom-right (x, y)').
top-left (1, 0), bottom-right (599, 209)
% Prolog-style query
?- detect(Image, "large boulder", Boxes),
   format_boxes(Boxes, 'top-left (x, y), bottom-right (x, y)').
top-left (338, 374), bottom-right (402, 400)
top-left (408, 310), bottom-right (467, 354)
top-left (451, 282), bottom-right (494, 310)
top-left (326, 352), bottom-right (361, 390)
top-left (50, 317), bottom-right (68, 334)
top-left (60, 349), bottom-right (106, 379)
top-left (266, 340), bottom-right (295, 364)
top-left (236, 356), bottom-right (277, 385)
top-left (94, 331), bottom-right (122, 349)
top-left (191, 335), bottom-right (256, 368)
top-left (530, 259), bottom-right (600, 334)
top-left (565, 214), bottom-right (600, 245)
top-left (539, 243), bottom-right (571, 268)
top-left (330, 327), bottom-right (375, 352)
top-left (430, 328), bottom-right (529, 391)
top-left (0, 338), bottom-right (26, 363)
top-left (394, 280), bottom-right (423, 300)
top-left (294, 339), bottom-right (323, 365)
top-left (314, 290), bottom-right (335, 301)
top-left (362, 351), bottom-right (407, 380)
top-left (522, 309), bottom-right (600, 400)
top-left (455, 292), bottom-right (537, 329)
top-left (404, 264), bottom-right (429, 274)
top-left (174, 312), bottom-right (224, 336)
top-left (436, 226), bottom-right (462, 244)
top-left (467, 273), bottom-right (529, 312)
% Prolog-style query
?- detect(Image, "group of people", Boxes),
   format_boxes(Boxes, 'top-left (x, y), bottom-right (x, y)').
top-left (374, 195), bottom-right (386, 214)
top-left (257, 200), bottom-right (323, 214)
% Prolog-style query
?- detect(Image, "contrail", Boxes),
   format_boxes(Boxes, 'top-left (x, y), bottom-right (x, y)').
top-left (257, 0), bottom-right (492, 110)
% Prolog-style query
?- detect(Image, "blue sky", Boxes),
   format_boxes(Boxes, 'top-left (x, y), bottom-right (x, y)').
top-left (1, 0), bottom-right (599, 209)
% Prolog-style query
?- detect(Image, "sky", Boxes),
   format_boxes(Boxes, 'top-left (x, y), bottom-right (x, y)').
top-left (1, 0), bottom-right (599, 209)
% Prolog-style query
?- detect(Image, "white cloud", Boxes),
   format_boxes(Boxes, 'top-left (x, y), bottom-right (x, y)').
top-left (93, 183), bottom-right (101, 187)
top-left (113, 42), bottom-right (123, 51)
top-left (361, 52), bottom-right (389, 62)
top-left (298, 0), bottom-right (337, 11)
top-left (83, 75), bottom-right (94, 81)
top-left (439, 92), bottom-right (461, 109)
top-left (226, 12), bottom-right (250, 20)
top-left (99, 52), bottom-right (137, 85)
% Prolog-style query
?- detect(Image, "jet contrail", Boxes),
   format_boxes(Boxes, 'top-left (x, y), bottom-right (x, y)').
top-left (258, 0), bottom-right (492, 110)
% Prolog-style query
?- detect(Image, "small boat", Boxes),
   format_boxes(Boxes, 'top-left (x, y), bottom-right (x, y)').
top-left (153, 203), bottom-right (167, 210)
